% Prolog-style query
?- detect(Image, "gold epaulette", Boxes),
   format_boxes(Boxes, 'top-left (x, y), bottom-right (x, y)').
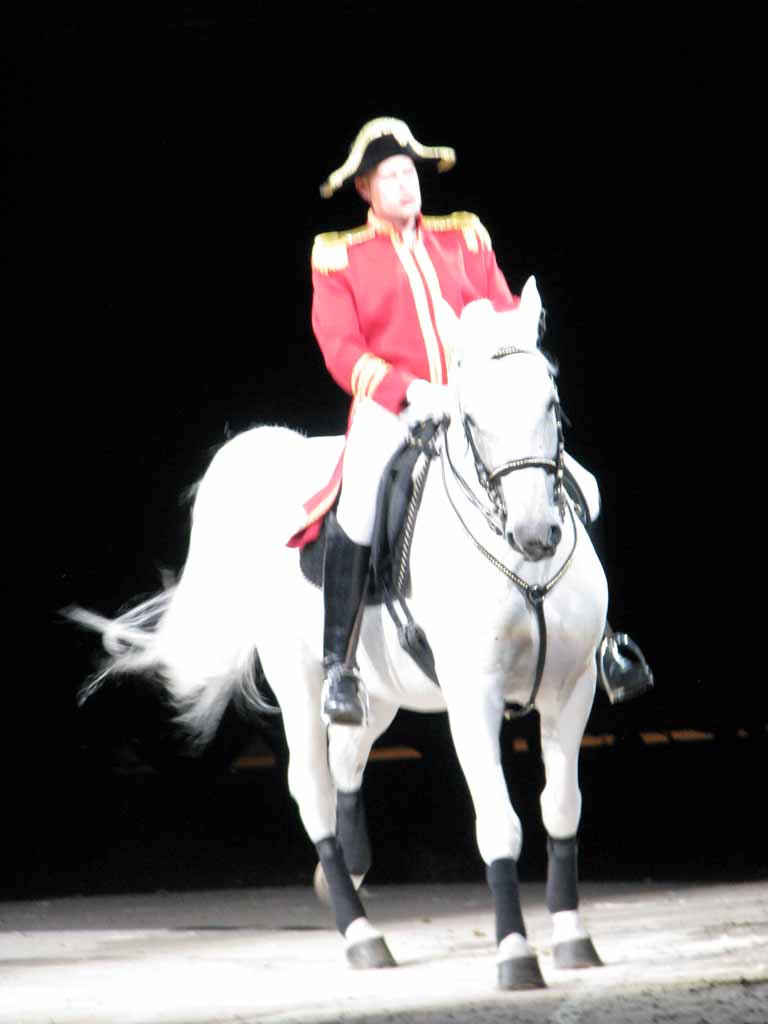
top-left (311, 224), bottom-right (375, 274)
top-left (422, 211), bottom-right (492, 253)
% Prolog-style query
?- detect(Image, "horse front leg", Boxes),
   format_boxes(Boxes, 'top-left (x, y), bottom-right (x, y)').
top-left (313, 788), bottom-right (372, 902)
top-left (539, 669), bottom-right (603, 970)
top-left (281, 693), bottom-right (394, 968)
top-left (446, 683), bottom-right (546, 990)
top-left (314, 695), bottom-right (399, 968)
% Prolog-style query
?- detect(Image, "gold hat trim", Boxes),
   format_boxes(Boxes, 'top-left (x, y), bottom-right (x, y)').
top-left (320, 117), bottom-right (456, 198)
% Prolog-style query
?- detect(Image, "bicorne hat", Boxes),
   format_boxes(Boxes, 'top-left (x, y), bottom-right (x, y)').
top-left (319, 117), bottom-right (456, 198)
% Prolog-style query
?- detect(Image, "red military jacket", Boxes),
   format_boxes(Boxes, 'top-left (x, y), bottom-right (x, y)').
top-left (288, 209), bottom-right (519, 547)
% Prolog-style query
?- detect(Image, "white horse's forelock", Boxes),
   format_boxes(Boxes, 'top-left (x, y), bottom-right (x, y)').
top-left (452, 284), bottom-right (552, 379)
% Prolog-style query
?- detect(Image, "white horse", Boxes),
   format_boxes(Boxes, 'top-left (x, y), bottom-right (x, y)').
top-left (71, 277), bottom-right (609, 990)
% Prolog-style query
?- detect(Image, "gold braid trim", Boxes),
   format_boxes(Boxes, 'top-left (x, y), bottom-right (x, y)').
top-left (393, 237), bottom-right (445, 385)
top-left (422, 212), bottom-right (492, 253)
top-left (311, 223), bottom-right (375, 274)
top-left (351, 352), bottom-right (391, 400)
top-left (320, 117), bottom-right (456, 198)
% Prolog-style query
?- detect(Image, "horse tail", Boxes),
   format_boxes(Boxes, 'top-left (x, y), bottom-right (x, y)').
top-left (66, 588), bottom-right (177, 704)
top-left (67, 424), bottom-right (315, 748)
top-left (67, 574), bottom-right (279, 750)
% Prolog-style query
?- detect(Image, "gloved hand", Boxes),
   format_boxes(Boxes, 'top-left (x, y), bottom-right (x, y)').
top-left (404, 379), bottom-right (452, 426)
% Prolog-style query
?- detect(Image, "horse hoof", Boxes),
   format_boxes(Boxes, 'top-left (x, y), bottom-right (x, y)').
top-left (553, 936), bottom-right (603, 969)
top-left (497, 955), bottom-right (546, 990)
top-left (346, 936), bottom-right (396, 969)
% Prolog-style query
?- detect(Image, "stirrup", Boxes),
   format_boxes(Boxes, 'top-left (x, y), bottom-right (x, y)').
top-left (321, 660), bottom-right (366, 726)
top-left (598, 632), bottom-right (654, 704)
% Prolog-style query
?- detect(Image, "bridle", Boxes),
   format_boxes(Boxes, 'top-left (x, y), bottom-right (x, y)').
top-left (438, 345), bottom-right (578, 717)
top-left (447, 346), bottom-right (567, 539)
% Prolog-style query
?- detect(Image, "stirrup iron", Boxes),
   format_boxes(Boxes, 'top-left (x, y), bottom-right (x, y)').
top-left (598, 632), bottom-right (654, 704)
top-left (321, 660), bottom-right (367, 727)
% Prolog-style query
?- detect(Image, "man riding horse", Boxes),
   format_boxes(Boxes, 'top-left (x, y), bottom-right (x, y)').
top-left (289, 116), bottom-right (653, 725)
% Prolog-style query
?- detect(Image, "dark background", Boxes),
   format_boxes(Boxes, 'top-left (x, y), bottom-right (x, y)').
top-left (7, 2), bottom-right (763, 901)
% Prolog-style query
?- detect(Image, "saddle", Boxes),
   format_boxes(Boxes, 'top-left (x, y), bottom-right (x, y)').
top-left (300, 422), bottom-right (442, 684)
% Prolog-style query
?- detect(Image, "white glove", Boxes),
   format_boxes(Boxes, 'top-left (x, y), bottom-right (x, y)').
top-left (404, 379), bottom-right (452, 426)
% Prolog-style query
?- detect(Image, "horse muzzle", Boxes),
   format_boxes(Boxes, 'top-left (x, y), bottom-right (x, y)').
top-left (508, 523), bottom-right (562, 562)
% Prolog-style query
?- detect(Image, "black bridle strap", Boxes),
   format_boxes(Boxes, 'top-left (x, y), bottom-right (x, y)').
top-left (512, 585), bottom-right (547, 719)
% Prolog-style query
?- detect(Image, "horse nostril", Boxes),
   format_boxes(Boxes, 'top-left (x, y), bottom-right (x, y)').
top-left (549, 524), bottom-right (562, 548)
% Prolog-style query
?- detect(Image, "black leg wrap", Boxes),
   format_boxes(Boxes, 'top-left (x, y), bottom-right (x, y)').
top-left (486, 857), bottom-right (526, 942)
top-left (546, 834), bottom-right (579, 914)
top-left (315, 837), bottom-right (366, 935)
top-left (337, 789), bottom-right (372, 878)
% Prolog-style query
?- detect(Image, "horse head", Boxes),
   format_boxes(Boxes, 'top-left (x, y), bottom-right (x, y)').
top-left (449, 277), bottom-right (565, 561)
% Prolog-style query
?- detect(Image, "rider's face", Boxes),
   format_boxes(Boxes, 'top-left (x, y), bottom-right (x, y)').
top-left (356, 155), bottom-right (421, 230)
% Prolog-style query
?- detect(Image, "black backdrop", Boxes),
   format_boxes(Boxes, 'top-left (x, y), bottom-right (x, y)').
top-left (8, 3), bottom-right (759, 897)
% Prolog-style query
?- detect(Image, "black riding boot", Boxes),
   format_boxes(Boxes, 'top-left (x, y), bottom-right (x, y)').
top-left (598, 624), bottom-right (654, 704)
top-left (322, 514), bottom-right (371, 726)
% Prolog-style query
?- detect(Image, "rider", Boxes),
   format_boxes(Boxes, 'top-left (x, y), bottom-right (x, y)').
top-left (289, 116), bottom-right (652, 725)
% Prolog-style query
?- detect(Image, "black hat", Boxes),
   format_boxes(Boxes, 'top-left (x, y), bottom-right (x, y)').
top-left (319, 117), bottom-right (456, 199)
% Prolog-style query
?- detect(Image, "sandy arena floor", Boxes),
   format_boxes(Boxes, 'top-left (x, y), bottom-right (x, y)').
top-left (1, 878), bottom-right (766, 1023)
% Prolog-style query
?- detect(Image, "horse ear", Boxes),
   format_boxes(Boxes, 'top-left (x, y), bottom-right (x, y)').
top-left (454, 299), bottom-right (495, 366)
top-left (517, 276), bottom-right (543, 348)
top-left (520, 276), bottom-right (542, 321)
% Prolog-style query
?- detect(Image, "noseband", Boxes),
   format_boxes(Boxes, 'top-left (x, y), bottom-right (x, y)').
top-left (458, 346), bottom-right (566, 537)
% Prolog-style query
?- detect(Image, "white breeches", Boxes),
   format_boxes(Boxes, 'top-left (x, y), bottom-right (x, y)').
top-left (336, 399), bottom-right (410, 546)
